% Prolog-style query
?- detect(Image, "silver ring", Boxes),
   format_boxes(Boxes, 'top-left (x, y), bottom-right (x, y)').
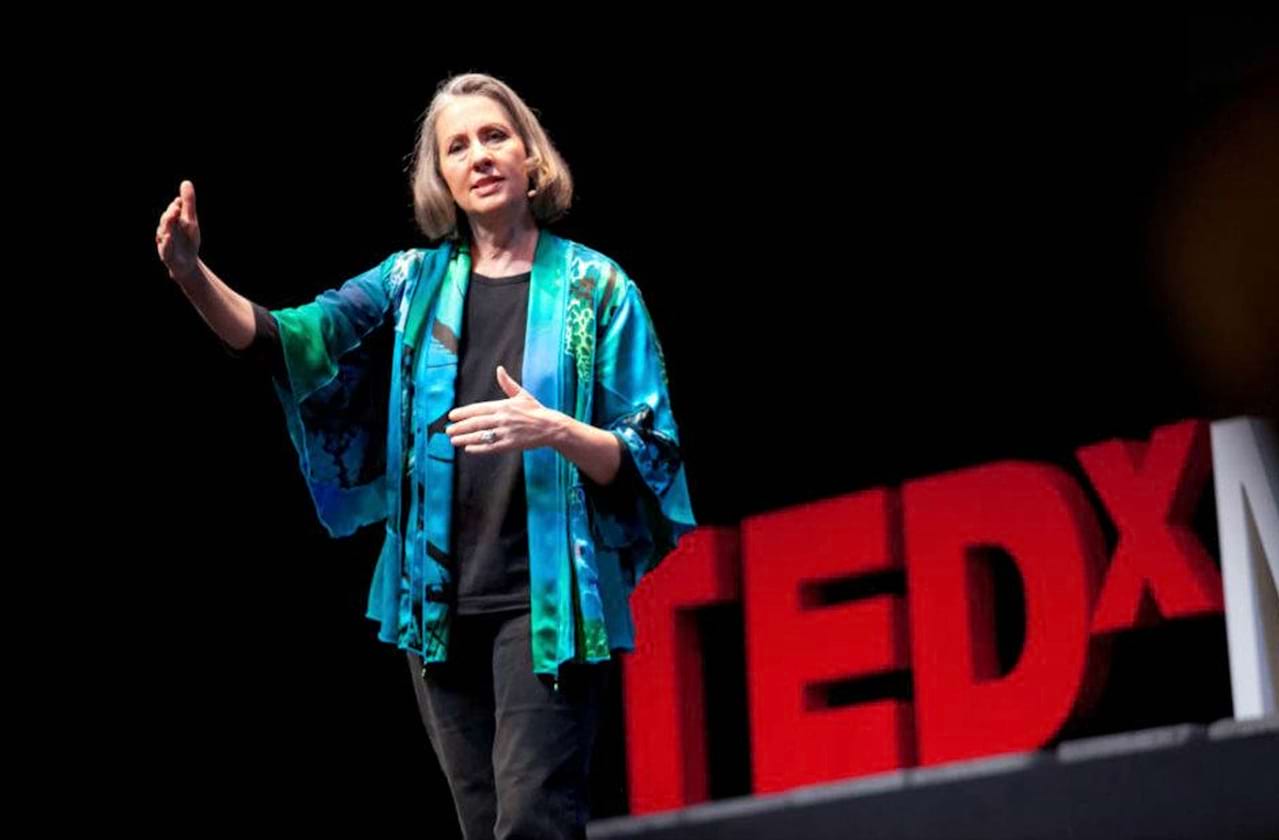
top-left (481, 429), bottom-right (497, 444)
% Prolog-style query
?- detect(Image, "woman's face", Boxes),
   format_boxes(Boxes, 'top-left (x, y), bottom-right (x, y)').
top-left (435, 95), bottom-right (533, 224)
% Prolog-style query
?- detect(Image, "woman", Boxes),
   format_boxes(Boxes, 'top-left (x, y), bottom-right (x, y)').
top-left (155, 73), bottom-right (695, 839)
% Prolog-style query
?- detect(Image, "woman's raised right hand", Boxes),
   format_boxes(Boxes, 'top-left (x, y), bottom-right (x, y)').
top-left (156, 180), bottom-right (202, 282)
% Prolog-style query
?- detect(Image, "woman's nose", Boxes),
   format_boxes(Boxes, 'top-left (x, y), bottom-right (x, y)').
top-left (470, 140), bottom-right (494, 168)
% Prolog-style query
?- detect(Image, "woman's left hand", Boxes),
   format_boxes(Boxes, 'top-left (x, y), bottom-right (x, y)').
top-left (446, 366), bottom-right (565, 454)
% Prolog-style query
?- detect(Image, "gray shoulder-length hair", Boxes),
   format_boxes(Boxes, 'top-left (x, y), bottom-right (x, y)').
top-left (410, 73), bottom-right (573, 241)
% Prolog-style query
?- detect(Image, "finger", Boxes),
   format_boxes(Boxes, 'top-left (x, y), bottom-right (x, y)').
top-left (445, 415), bottom-right (504, 438)
top-left (180, 180), bottom-right (197, 224)
top-left (495, 365), bottom-right (527, 398)
top-left (464, 440), bottom-right (508, 454)
top-left (448, 399), bottom-right (510, 421)
top-left (449, 430), bottom-right (495, 448)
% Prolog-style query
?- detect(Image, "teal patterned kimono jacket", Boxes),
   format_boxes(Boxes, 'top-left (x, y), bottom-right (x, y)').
top-left (267, 231), bottom-right (695, 677)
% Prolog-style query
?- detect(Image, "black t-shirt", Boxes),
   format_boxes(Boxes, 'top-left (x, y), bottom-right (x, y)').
top-left (449, 271), bottom-right (531, 614)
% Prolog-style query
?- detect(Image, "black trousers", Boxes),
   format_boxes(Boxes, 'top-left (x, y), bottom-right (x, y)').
top-left (406, 609), bottom-right (610, 840)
